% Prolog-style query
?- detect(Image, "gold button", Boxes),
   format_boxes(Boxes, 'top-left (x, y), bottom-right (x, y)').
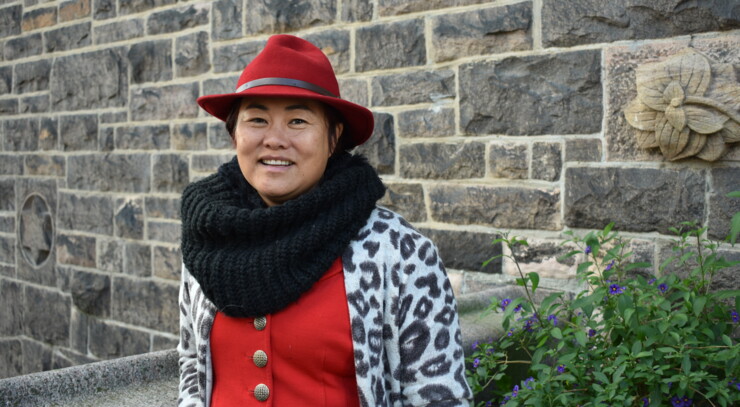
top-left (253, 350), bottom-right (267, 368)
top-left (254, 383), bottom-right (270, 401)
top-left (254, 316), bottom-right (267, 331)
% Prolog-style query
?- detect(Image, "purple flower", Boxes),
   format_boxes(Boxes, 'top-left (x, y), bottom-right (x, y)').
top-left (523, 377), bottom-right (534, 390)
top-left (609, 284), bottom-right (626, 295)
top-left (507, 328), bottom-right (515, 337)
top-left (659, 283), bottom-right (668, 293)
top-left (585, 246), bottom-right (592, 254)
top-left (731, 310), bottom-right (739, 323)
top-left (642, 397), bottom-right (650, 407)
top-left (473, 358), bottom-right (480, 368)
top-left (557, 364), bottom-right (566, 374)
top-left (486, 347), bottom-right (495, 356)
top-left (548, 314), bottom-right (558, 326)
top-left (514, 304), bottom-right (523, 312)
top-left (671, 396), bottom-right (693, 407)
top-left (501, 298), bottom-right (511, 311)
top-left (648, 278), bottom-right (656, 285)
top-left (472, 340), bottom-right (480, 350)
top-left (511, 385), bottom-right (519, 398)
top-left (588, 328), bottom-right (597, 337)
top-left (485, 402), bottom-right (493, 407)
top-left (605, 260), bottom-right (615, 271)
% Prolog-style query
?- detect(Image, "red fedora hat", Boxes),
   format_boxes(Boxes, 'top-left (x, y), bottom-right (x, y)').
top-left (197, 35), bottom-right (374, 148)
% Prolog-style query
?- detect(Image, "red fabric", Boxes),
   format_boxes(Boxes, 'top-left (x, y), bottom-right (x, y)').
top-left (210, 257), bottom-right (360, 406)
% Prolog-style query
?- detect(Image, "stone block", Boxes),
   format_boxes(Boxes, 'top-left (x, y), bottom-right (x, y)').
top-left (15, 178), bottom-right (57, 284)
top-left (23, 336), bottom-right (54, 374)
top-left (89, 319), bottom-right (149, 359)
top-left (191, 153), bottom-right (233, 173)
top-left (564, 167), bottom-right (706, 233)
top-left (213, 40), bottom-right (266, 73)
top-left (0, 5), bottom-right (21, 37)
top-left (99, 111), bottom-right (127, 124)
top-left (173, 122), bottom-right (207, 150)
top-left (130, 83), bottom-right (199, 120)
top-left (128, 40), bottom-right (172, 84)
top-left (51, 348), bottom-right (97, 370)
top-left (341, 0), bottom-right (372, 21)
top-left (55, 266), bottom-right (73, 293)
top-left (398, 107), bottom-right (455, 138)
top-left (4, 33), bottom-right (42, 60)
top-left (461, 50), bottom-right (602, 135)
top-left (379, 183), bottom-right (426, 223)
top-left (0, 179), bottom-right (14, 211)
top-left (400, 142), bottom-right (484, 179)
top-left (71, 270), bottom-right (110, 316)
top-left (353, 112), bottom-right (394, 174)
top-left (657, 241), bottom-right (740, 292)
top-left (44, 22), bottom-right (91, 53)
top-left (565, 139), bottom-right (602, 162)
top-left (505, 237), bottom-right (579, 279)
top-left (13, 59), bottom-right (51, 94)
top-left (371, 70), bottom-right (454, 107)
top-left (356, 19), bottom-right (426, 72)
top-left (302, 30), bottom-right (350, 74)
top-left (709, 249), bottom-right (740, 292)
top-left (114, 197), bottom-right (144, 239)
top-left (115, 125), bottom-right (169, 150)
top-left (337, 78), bottom-right (368, 107)
top-left (124, 242), bottom-right (151, 277)
top-left (543, 0), bottom-right (740, 48)
top-left (51, 49), bottom-right (128, 111)
top-left (419, 228), bottom-right (501, 273)
top-left (67, 154), bottom-right (150, 192)
top-left (39, 118), bottom-right (58, 150)
top-left (97, 238), bottom-right (123, 273)
top-left (709, 168), bottom-right (740, 240)
top-left (0, 279), bottom-right (23, 335)
top-left (147, 220), bottom-right (181, 244)
top-left (111, 276), bottom-right (178, 332)
top-left (153, 245), bottom-right (180, 281)
top-left (22, 7), bottom-right (57, 31)
top-left (0, 215), bottom-right (14, 233)
top-left (152, 335), bottom-right (178, 351)
top-left (20, 95), bottom-right (50, 113)
top-left (432, 3), bottom-right (532, 62)
top-left (429, 185), bottom-right (561, 230)
top-left (119, 0), bottom-right (176, 15)
top-left (147, 3), bottom-right (209, 35)
top-left (0, 66), bottom-right (10, 94)
top-left (93, 0), bottom-right (115, 20)
top-left (212, 0), bottom-right (242, 40)
top-left (0, 265), bottom-right (13, 277)
top-left (24, 285), bottom-right (70, 346)
top-left (69, 308), bottom-right (88, 353)
top-left (245, 0), bottom-right (335, 34)
top-left (94, 18), bottom-right (144, 44)
top-left (208, 122), bottom-right (233, 150)
top-left (0, 339), bottom-right (23, 379)
top-left (203, 75), bottom-right (240, 96)
top-left (24, 155), bottom-right (64, 176)
top-left (489, 143), bottom-right (528, 179)
top-left (60, 114), bottom-right (98, 151)
top-left (153, 154), bottom-right (189, 193)
top-left (60, 0), bottom-right (91, 22)
top-left (98, 127), bottom-right (114, 152)
top-left (3, 118), bottom-right (40, 151)
top-left (57, 234), bottom-right (96, 268)
top-left (0, 235), bottom-right (14, 264)
top-left (0, 99), bottom-right (17, 115)
top-left (532, 142), bottom-right (562, 182)
top-left (378, 0), bottom-right (487, 16)
top-left (58, 192), bottom-right (113, 235)
top-left (145, 196), bottom-right (180, 220)
top-left (175, 31), bottom-right (211, 77)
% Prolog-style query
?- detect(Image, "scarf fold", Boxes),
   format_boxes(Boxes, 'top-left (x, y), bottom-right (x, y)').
top-left (180, 152), bottom-right (386, 318)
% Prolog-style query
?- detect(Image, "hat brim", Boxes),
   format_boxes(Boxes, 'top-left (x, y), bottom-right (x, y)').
top-left (197, 85), bottom-right (374, 149)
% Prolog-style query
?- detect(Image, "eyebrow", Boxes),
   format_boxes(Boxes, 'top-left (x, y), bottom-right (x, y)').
top-left (243, 103), bottom-right (315, 113)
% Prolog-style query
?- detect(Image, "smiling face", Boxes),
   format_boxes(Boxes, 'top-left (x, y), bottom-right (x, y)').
top-left (234, 97), bottom-right (343, 207)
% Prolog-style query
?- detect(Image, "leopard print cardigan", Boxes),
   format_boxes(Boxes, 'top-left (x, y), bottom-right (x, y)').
top-left (177, 207), bottom-right (473, 406)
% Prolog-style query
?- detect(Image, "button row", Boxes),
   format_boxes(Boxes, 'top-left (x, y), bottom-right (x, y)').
top-left (254, 383), bottom-right (270, 401)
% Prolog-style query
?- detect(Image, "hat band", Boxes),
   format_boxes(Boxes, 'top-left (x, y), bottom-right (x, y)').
top-left (235, 77), bottom-right (338, 98)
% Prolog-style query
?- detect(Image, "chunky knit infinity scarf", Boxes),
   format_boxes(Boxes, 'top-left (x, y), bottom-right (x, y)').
top-left (180, 152), bottom-right (385, 318)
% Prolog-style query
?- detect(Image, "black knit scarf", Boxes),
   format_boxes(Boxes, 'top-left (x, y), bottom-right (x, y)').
top-left (180, 152), bottom-right (385, 318)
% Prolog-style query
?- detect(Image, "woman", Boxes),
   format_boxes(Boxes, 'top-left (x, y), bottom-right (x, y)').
top-left (178, 34), bottom-right (472, 407)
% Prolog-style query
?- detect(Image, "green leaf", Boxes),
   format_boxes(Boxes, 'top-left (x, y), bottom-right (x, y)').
top-left (557, 250), bottom-right (581, 261)
top-left (528, 272), bottom-right (540, 293)
top-left (658, 347), bottom-right (676, 353)
top-left (594, 371), bottom-right (609, 384)
top-left (623, 262), bottom-right (652, 271)
top-left (682, 354), bottom-right (691, 374)
top-left (624, 308), bottom-right (635, 325)
top-left (713, 290), bottom-right (740, 300)
top-left (727, 191), bottom-right (740, 198)
top-left (482, 254), bottom-right (504, 267)
top-left (692, 296), bottom-right (707, 316)
top-left (551, 327), bottom-right (563, 339)
top-left (722, 335), bottom-right (732, 347)
top-left (631, 340), bottom-right (642, 356)
top-left (577, 261), bottom-right (593, 275)
top-left (575, 331), bottom-right (587, 347)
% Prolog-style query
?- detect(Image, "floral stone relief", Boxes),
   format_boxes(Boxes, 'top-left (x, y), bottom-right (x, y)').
top-left (623, 48), bottom-right (740, 161)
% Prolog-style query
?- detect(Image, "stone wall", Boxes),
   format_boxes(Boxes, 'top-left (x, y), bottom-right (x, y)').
top-left (0, 0), bottom-right (738, 378)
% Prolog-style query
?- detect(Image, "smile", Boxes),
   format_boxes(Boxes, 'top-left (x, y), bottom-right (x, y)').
top-left (261, 159), bottom-right (293, 166)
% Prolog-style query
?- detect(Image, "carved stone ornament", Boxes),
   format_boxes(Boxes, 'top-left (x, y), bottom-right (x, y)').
top-left (19, 193), bottom-right (54, 267)
top-left (624, 48), bottom-right (740, 161)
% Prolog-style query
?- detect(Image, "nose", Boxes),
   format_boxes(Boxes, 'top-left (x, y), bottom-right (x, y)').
top-left (262, 123), bottom-right (288, 149)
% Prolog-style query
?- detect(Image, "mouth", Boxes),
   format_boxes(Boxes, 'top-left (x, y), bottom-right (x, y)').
top-left (260, 159), bottom-right (293, 167)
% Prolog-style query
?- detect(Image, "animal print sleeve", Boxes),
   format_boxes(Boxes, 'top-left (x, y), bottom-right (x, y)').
top-left (177, 265), bottom-right (203, 407)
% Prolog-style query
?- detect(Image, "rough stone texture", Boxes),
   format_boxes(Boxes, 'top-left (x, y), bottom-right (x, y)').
top-left (51, 49), bottom-right (127, 111)
top-left (15, 178), bottom-right (58, 286)
top-left (302, 30), bottom-right (350, 74)
top-left (21, 7), bottom-right (57, 31)
top-left (0, 99), bottom-right (17, 115)
top-left (67, 154), bottom-right (150, 193)
top-left (89, 320), bottom-right (149, 359)
top-left (58, 193), bottom-right (113, 235)
top-left (212, 40), bottom-right (265, 73)
top-left (202, 75), bottom-right (239, 97)
top-left (543, 0), bottom-right (740, 48)
top-left (337, 78), bottom-right (368, 107)
top-left (146, 3), bottom-right (209, 35)
top-left (0, 215), bottom-right (14, 233)
top-left (709, 168), bottom-right (740, 240)
top-left (0, 66), bottom-right (10, 94)
top-left (371, 70), bottom-right (454, 107)
top-left (94, 18), bottom-right (144, 44)
top-left (44, 22), bottom-right (91, 53)
top-left (489, 143), bottom-right (528, 179)
top-left (0, 235), bottom-right (14, 264)
top-left (353, 112), bottom-right (394, 174)
top-left (119, 0), bottom-right (175, 16)
top-left (532, 142), bottom-right (562, 182)
top-left (400, 142), bottom-right (485, 179)
top-left (4, 34), bottom-right (42, 60)
top-left (341, 0), bottom-right (372, 22)
top-left (130, 83), bottom-right (199, 121)
top-left (172, 123), bottom-right (207, 150)
top-left (0, 179), bottom-right (14, 210)
top-left (99, 112), bottom-right (127, 124)
top-left (96, 239), bottom-right (123, 273)
top-left (420, 228), bottom-right (501, 273)
top-left (175, 31), bottom-right (210, 77)
top-left (505, 238), bottom-right (579, 279)
top-left (111, 277), bottom-right (178, 332)
top-left (356, 19), bottom-right (426, 72)
top-left (145, 197), bottom-right (180, 220)
top-left (378, 0), bottom-right (488, 16)
top-left (114, 198), bottom-right (144, 240)
top-left (93, 0), bottom-right (115, 20)
top-left (152, 335), bottom-right (178, 351)
top-left (0, 5), bottom-right (21, 37)
top-left (245, 0), bottom-right (335, 34)
top-left (432, 3), bottom-right (532, 62)
top-left (71, 270), bottom-right (110, 317)
top-left (24, 155), bottom-right (65, 177)
top-left (208, 122), bottom-right (233, 150)
top-left (429, 185), bottom-right (561, 230)
top-left (3, 118), bottom-right (41, 151)
top-left (115, 125), bottom-right (169, 150)
top-left (0, 279), bottom-right (23, 336)
top-left (378, 183), bottom-right (426, 223)
top-left (60, 114), bottom-right (98, 151)
top-left (147, 221), bottom-right (180, 244)
top-left (152, 154), bottom-right (189, 193)
top-left (124, 242), bottom-right (150, 277)
top-left (398, 107), bottom-right (455, 138)
top-left (656, 241), bottom-right (740, 291)
top-left (14, 60), bottom-right (51, 94)
top-left (565, 167), bottom-right (706, 234)
top-left (212, 0), bottom-right (242, 40)
top-left (99, 127), bottom-right (114, 152)
top-left (128, 40), bottom-right (172, 84)
top-left (461, 50), bottom-right (602, 135)
top-left (191, 153), bottom-right (233, 173)
top-left (0, 339), bottom-right (23, 379)
top-left (59, 0), bottom-right (91, 22)
top-left (565, 139), bottom-right (602, 162)
top-left (20, 95), bottom-right (50, 114)
top-left (24, 286), bottom-right (70, 346)
top-left (152, 245), bottom-right (180, 281)
top-left (69, 309), bottom-right (88, 354)
top-left (57, 234), bottom-right (96, 268)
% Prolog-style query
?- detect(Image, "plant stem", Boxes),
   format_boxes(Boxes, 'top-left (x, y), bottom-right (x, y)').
top-left (509, 242), bottom-right (545, 327)
top-left (688, 385), bottom-right (717, 407)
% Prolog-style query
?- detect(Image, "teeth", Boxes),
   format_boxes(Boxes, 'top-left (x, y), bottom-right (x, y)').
top-left (262, 159), bottom-right (292, 166)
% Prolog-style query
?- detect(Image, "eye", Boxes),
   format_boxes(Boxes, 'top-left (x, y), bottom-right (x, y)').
top-left (289, 118), bottom-right (307, 125)
top-left (248, 117), bottom-right (267, 124)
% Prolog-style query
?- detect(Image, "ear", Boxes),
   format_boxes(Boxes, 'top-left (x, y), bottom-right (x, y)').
top-left (330, 122), bottom-right (344, 154)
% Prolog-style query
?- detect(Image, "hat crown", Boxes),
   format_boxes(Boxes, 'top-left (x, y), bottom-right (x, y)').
top-left (237, 35), bottom-right (340, 98)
